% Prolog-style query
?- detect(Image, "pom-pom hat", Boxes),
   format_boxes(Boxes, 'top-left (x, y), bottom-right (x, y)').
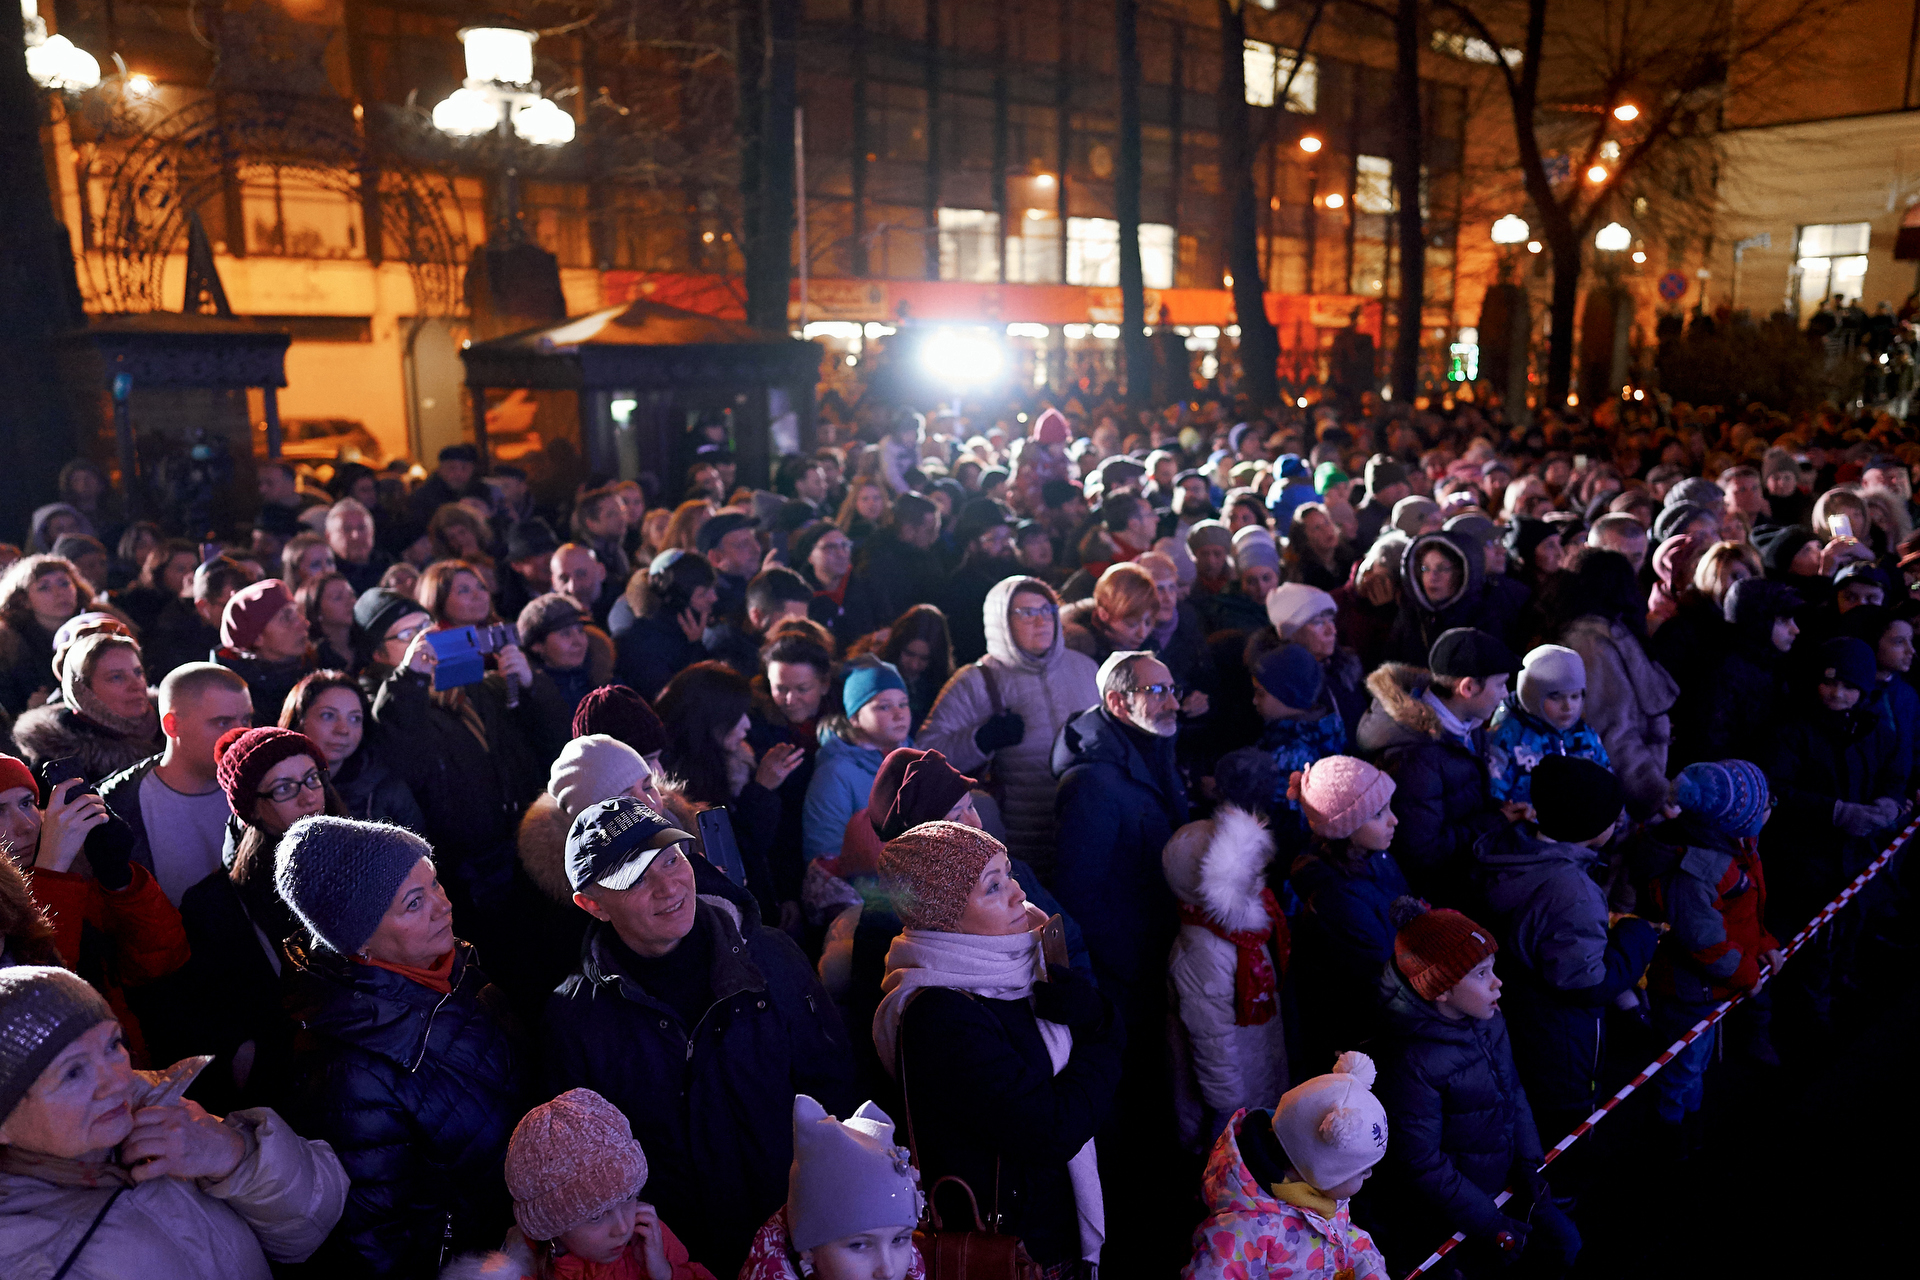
top-left (1270, 1051), bottom-right (1390, 1194)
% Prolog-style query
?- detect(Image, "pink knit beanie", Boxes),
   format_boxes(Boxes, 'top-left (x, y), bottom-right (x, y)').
top-left (1290, 755), bottom-right (1395, 840)
top-left (505, 1089), bottom-right (649, 1241)
top-left (879, 820), bottom-right (1004, 932)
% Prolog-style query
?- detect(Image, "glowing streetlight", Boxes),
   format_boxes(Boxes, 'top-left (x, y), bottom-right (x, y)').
top-left (1034, 173), bottom-right (1055, 188)
top-left (1526, 240), bottom-right (1542, 254)
top-left (1630, 250), bottom-right (1647, 264)
top-left (1613, 103), bottom-right (1640, 122)
top-left (1586, 164), bottom-right (1609, 184)
top-left (430, 27), bottom-right (574, 148)
top-left (126, 73), bottom-right (155, 96)
top-left (22, 0), bottom-right (100, 93)
top-left (1323, 192), bottom-right (1345, 210)
top-left (1491, 214), bottom-right (1530, 245)
top-left (1299, 135), bottom-right (1323, 153)
top-left (1594, 221), bottom-right (1632, 252)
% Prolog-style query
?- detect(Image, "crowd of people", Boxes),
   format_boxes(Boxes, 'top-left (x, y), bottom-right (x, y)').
top-left (1, 386), bottom-right (1916, 1279)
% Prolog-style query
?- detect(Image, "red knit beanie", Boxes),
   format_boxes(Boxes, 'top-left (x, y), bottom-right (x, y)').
top-left (221, 579), bottom-right (295, 652)
top-left (879, 821), bottom-right (1004, 932)
top-left (869, 748), bottom-right (978, 843)
top-left (215, 726), bottom-right (325, 823)
top-left (1393, 902), bottom-right (1498, 1001)
top-left (571, 685), bottom-right (668, 758)
top-left (0, 754), bottom-right (36, 799)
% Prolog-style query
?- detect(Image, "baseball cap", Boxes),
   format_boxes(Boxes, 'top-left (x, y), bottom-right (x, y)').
top-left (565, 797), bottom-right (696, 893)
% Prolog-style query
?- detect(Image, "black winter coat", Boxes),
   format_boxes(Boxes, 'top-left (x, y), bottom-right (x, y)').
top-left (331, 745), bottom-right (429, 831)
top-left (1764, 697), bottom-right (1905, 911)
top-left (541, 880), bottom-right (858, 1277)
top-left (937, 554), bottom-right (1023, 665)
top-left (896, 985), bottom-right (1123, 1268)
top-left (1385, 532), bottom-right (1513, 664)
top-left (611, 607), bottom-right (708, 701)
top-left (855, 530), bottom-right (944, 622)
top-left (1286, 844), bottom-right (1410, 1073)
top-left (284, 941), bottom-right (521, 1278)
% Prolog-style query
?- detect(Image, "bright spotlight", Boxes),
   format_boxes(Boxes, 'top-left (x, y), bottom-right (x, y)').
top-left (1324, 192), bottom-right (1345, 209)
top-left (919, 329), bottom-right (1004, 386)
top-left (1299, 135), bottom-right (1323, 153)
top-left (1587, 165), bottom-right (1609, 184)
top-left (1613, 103), bottom-right (1640, 122)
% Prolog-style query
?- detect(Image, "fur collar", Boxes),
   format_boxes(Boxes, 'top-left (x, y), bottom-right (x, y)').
top-left (1364, 663), bottom-right (1441, 737)
top-left (1196, 806), bottom-right (1275, 934)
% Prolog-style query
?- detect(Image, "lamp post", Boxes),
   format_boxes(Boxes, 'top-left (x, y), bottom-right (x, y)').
top-left (22, 1), bottom-right (98, 91)
top-left (1584, 223), bottom-right (1634, 406)
top-left (1480, 215), bottom-right (1533, 421)
top-left (430, 26), bottom-right (574, 247)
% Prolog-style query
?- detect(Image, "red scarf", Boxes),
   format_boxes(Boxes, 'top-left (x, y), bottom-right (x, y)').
top-left (818, 571), bottom-right (851, 607)
top-left (357, 949), bottom-right (456, 994)
top-left (1178, 889), bottom-right (1289, 1026)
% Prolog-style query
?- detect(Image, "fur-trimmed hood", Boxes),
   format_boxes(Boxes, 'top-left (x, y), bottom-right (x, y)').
top-left (1355, 662), bottom-right (1442, 752)
top-left (9, 699), bottom-right (162, 782)
top-left (1162, 805), bottom-right (1275, 933)
top-left (517, 778), bottom-right (705, 904)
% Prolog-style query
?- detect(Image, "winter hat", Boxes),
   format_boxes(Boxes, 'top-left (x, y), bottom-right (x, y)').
top-left (1651, 502), bottom-right (1711, 544)
top-left (1529, 755), bottom-right (1622, 844)
top-left (1364, 456), bottom-right (1408, 493)
top-left (1270, 1051), bottom-right (1390, 1194)
top-left (549, 734), bottom-right (651, 820)
top-left (1665, 476), bottom-right (1725, 511)
top-left (216, 726), bottom-right (325, 825)
top-left (1031, 408), bottom-right (1070, 446)
top-left (1815, 636), bottom-right (1877, 692)
top-left (1762, 447), bottom-right (1800, 480)
top-left (1186, 520), bottom-right (1233, 554)
top-left (1673, 760), bottom-right (1772, 840)
top-left (1266, 582), bottom-right (1337, 638)
top-left (0, 966), bottom-right (113, 1128)
top-left (1391, 900), bottom-right (1497, 1001)
top-left (572, 685), bottom-right (669, 758)
top-left (274, 816), bottom-right (431, 955)
top-left (517, 593), bottom-right (589, 650)
top-left (505, 518), bottom-right (561, 563)
top-left (879, 820), bottom-right (1005, 932)
top-left (1834, 561), bottom-right (1890, 593)
top-left (870, 748), bottom-right (978, 843)
top-left (1254, 644), bottom-right (1324, 711)
top-left (565, 797), bottom-right (696, 894)
top-left (1389, 496), bottom-right (1441, 538)
top-left (842, 659), bottom-right (908, 718)
top-left (1314, 463), bottom-right (1350, 496)
top-left (221, 578), bottom-right (295, 652)
top-left (1723, 577), bottom-right (1801, 631)
top-left (1444, 513), bottom-right (1499, 550)
top-left (51, 611), bottom-right (124, 656)
top-left (505, 1088), bottom-right (649, 1242)
top-left (1503, 516), bottom-right (1557, 566)
top-left (1293, 756), bottom-right (1395, 840)
top-left (1214, 747), bottom-right (1282, 816)
top-left (1516, 644), bottom-right (1586, 719)
top-left (788, 1095), bottom-right (922, 1254)
top-left (0, 753), bottom-right (35, 798)
top-left (352, 587), bottom-right (421, 663)
top-left (1428, 627), bottom-right (1519, 680)
top-left (1231, 526), bottom-right (1280, 574)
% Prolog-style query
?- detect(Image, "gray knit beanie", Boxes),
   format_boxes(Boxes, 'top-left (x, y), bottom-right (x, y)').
top-left (0, 966), bottom-right (113, 1128)
top-left (549, 734), bottom-right (651, 820)
top-left (788, 1094), bottom-right (923, 1254)
top-left (274, 816), bottom-right (433, 955)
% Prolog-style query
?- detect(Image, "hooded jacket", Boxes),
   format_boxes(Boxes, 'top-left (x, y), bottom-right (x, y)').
top-left (1386, 531), bottom-right (1512, 665)
top-left (800, 727), bottom-right (898, 863)
top-left (1555, 616), bottom-right (1677, 820)
top-left (1633, 813), bottom-right (1777, 1005)
top-left (1483, 694), bottom-right (1610, 805)
top-left (1355, 664), bottom-right (1502, 902)
top-left (9, 697), bottom-right (162, 782)
top-left (1180, 1108), bottom-right (1388, 1280)
top-left (1163, 807), bottom-right (1290, 1149)
top-left (917, 577), bottom-right (1100, 878)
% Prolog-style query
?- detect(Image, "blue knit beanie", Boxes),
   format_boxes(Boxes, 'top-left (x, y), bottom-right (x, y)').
top-left (1255, 644), bottom-right (1324, 712)
top-left (1674, 760), bottom-right (1772, 839)
top-left (842, 659), bottom-right (908, 718)
top-left (275, 816), bottom-right (433, 955)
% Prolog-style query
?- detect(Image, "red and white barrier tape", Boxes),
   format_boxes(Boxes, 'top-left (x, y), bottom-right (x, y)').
top-left (1397, 816), bottom-right (1920, 1279)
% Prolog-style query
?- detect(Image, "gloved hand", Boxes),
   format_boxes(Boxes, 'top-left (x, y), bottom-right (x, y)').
top-left (973, 710), bottom-right (1026, 754)
top-left (1031, 964), bottom-right (1110, 1036)
top-left (1487, 1216), bottom-right (1531, 1263)
top-left (83, 812), bottom-right (136, 892)
top-left (1834, 799), bottom-right (1887, 838)
top-left (1506, 1166), bottom-right (1550, 1218)
top-left (1869, 796), bottom-right (1904, 828)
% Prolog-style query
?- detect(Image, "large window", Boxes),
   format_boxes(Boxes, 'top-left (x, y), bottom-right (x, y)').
top-left (1354, 156), bottom-right (1395, 214)
top-left (938, 208), bottom-right (1001, 282)
top-left (1065, 217), bottom-right (1176, 288)
top-left (1795, 222), bottom-right (1870, 315)
top-left (1242, 40), bottom-right (1317, 112)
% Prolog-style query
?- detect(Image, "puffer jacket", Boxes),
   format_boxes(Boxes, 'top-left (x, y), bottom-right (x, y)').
top-left (1180, 1108), bottom-right (1388, 1280)
top-left (1254, 708), bottom-right (1349, 861)
top-left (1482, 693), bottom-right (1611, 805)
top-left (329, 745), bottom-right (428, 831)
top-left (1555, 616), bottom-right (1677, 820)
top-left (801, 728), bottom-right (896, 863)
top-left (917, 576), bottom-right (1099, 878)
top-left (283, 940), bottom-right (521, 1277)
top-left (8, 700), bottom-right (162, 782)
top-left (1473, 825), bottom-right (1659, 1121)
top-left (0, 1106), bottom-right (348, 1280)
top-left (1355, 664), bottom-right (1503, 902)
top-left (1372, 959), bottom-right (1544, 1242)
top-left (1634, 813), bottom-right (1778, 1005)
top-left (1286, 844), bottom-right (1409, 1077)
top-left (1163, 807), bottom-right (1290, 1150)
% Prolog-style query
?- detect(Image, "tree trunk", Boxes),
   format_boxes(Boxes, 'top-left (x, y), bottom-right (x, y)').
top-left (739, 0), bottom-right (797, 333)
top-left (1546, 230), bottom-right (1581, 408)
top-left (1217, 0), bottom-right (1279, 408)
top-left (1116, 0), bottom-right (1151, 407)
top-left (1389, 0), bottom-right (1425, 401)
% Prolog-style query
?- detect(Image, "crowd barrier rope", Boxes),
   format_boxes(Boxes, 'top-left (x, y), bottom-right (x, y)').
top-left (1397, 815), bottom-right (1920, 1279)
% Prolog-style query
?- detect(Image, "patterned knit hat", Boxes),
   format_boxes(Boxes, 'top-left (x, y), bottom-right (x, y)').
top-left (216, 726), bottom-right (326, 825)
top-left (505, 1088), bottom-right (649, 1242)
top-left (788, 1095), bottom-right (923, 1254)
top-left (879, 820), bottom-right (1004, 932)
top-left (0, 966), bottom-right (112, 1129)
top-left (274, 816), bottom-right (432, 955)
top-left (1293, 756), bottom-right (1395, 841)
top-left (572, 685), bottom-right (669, 758)
top-left (1673, 760), bottom-right (1772, 839)
top-left (1392, 900), bottom-right (1497, 1001)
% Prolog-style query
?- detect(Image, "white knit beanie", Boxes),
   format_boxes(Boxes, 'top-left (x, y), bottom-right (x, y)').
top-left (1270, 1051), bottom-right (1389, 1194)
top-left (1266, 582), bottom-right (1337, 638)
top-left (549, 734), bottom-right (652, 819)
top-left (1516, 644), bottom-right (1586, 719)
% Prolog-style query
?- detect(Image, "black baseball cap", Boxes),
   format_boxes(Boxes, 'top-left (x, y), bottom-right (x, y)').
top-left (565, 797), bottom-right (696, 894)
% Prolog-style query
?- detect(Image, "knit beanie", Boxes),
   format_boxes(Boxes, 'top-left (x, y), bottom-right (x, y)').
top-left (572, 685), bottom-right (669, 758)
top-left (221, 579), bottom-right (295, 652)
top-left (870, 748), bottom-right (977, 843)
top-left (1186, 520), bottom-right (1233, 554)
top-left (505, 1088), bottom-right (649, 1242)
top-left (1265, 582), bottom-right (1337, 638)
top-left (516, 593), bottom-right (588, 650)
top-left (1516, 644), bottom-right (1586, 719)
top-left (1314, 463), bottom-right (1349, 496)
top-left (275, 815), bottom-right (432, 955)
top-left (1529, 755), bottom-right (1622, 844)
top-left (352, 588), bottom-right (422, 668)
top-left (1674, 760), bottom-right (1772, 839)
top-left (1254, 644), bottom-right (1324, 711)
top-left (1231, 526), bottom-right (1280, 574)
top-left (0, 753), bottom-right (35, 798)
top-left (787, 1095), bottom-right (923, 1254)
top-left (0, 966), bottom-right (112, 1129)
top-left (1651, 502), bottom-right (1711, 544)
top-left (1665, 476), bottom-right (1726, 511)
top-left (1392, 900), bottom-right (1497, 1001)
top-left (1815, 636), bottom-right (1877, 692)
top-left (842, 659), bottom-right (908, 718)
top-left (1270, 1050), bottom-right (1390, 1194)
top-left (879, 820), bottom-right (1004, 932)
top-left (549, 734), bottom-right (651, 820)
top-left (1293, 756), bottom-right (1395, 840)
top-left (216, 726), bottom-right (325, 825)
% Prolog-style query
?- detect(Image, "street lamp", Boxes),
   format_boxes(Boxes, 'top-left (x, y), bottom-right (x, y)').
top-left (1491, 215), bottom-right (1530, 245)
top-left (1612, 103), bottom-right (1640, 122)
top-left (1594, 222), bottom-right (1631, 252)
top-left (1299, 135), bottom-right (1323, 153)
top-left (21, 2), bottom-right (99, 92)
top-left (429, 25), bottom-right (575, 246)
top-left (1586, 164), bottom-right (1609, 184)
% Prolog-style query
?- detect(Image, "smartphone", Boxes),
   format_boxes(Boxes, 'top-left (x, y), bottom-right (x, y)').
top-left (1040, 914), bottom-right (1069, 969)
top-left (1832, 514), bottom-right (1854, 541)
top-left (695, 807), bottom-right (749, 888)
top-left (39, 757), bottom-right (87, 806)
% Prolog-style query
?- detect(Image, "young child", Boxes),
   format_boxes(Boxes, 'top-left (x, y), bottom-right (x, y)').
top-left (1251, 644), bottom-right (1349, 858)
top-left (1373, 902), bottom-right (1579, 1276)
top-left (1284, 756), bottom-right (1409, 1083)
top-left (1485, 645), bottom-right (1611, 806)
top-left (1183, 1052), bottom-right (1391, 1280)
top-left (739, 1095), bottom-right (926, 1280)
top-left (1162, 805), bottom-right (1291, 1151)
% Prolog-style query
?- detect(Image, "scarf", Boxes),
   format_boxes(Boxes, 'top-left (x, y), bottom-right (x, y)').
top-left (819, 571), bottom-right (851, 607)
top-left (430, 686), bottom-right (491, 750)
top-left (876, 928), bottom-right (1105, 1262)
top-left (1178, 888), bottom-right (1287, 1026)
top-left (1421, 689), bottom-right (1481, 747)
top-left (63, 658), bottom-right (160, 745)
top-left (356, 948), bottom-right (456, 994)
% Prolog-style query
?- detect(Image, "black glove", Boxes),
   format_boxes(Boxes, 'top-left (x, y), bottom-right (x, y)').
top-left (83, 812), bottom-right (136, 892)
top-left (1487, 1216), bottom-right (1531, 1263)
top-left (1031, 964), bottom-right (1109, 1036)
top-left (1506, 1167), bottom-right (1550, 1219)
top-left (973, 710), bottom-right (1026, 754)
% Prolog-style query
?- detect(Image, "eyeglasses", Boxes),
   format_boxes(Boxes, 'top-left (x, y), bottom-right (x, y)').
top-left (386, 623), bottom-right (426, 645)
top-left (1128, 682), bottom-right (1183, 700)
top-left (258, 769), bottom-right (325, 803)
top-left (1009, 605), bottom-right (1057, 621)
